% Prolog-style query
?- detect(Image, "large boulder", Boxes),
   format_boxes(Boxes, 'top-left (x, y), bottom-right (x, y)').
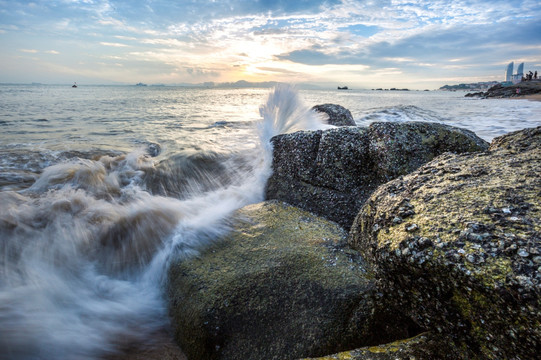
top-left (349, 126), bottom-right (541, 359)
top-left (266, 121), bottom-right (488, 229)
top-left (312, 104), bottom-right (356, 126)
top-left (167, 201), bottom-right (410, 360)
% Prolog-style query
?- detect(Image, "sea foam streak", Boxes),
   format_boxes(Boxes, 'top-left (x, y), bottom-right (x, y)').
top-left (0, 85), bottom-right (326, 359)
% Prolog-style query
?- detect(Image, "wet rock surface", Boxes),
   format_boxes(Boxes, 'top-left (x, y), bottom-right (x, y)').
top-left (167, 201), bottom-right (411, 360)
top-left (349, 126), bottom-right (541, 359)
top-left (266, 121), bottom-right (488, 229)
top-left (312, 104), bottom-right (356, 126)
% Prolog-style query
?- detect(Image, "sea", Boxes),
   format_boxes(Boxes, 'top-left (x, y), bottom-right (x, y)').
top-left (1, 84), bottom-right (540, 359)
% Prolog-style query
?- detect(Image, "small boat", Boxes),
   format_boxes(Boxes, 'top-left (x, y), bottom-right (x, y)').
top-left (72, 82), bottom-right (77, 88)
top-left (337, 86), bottom-right (348, 90)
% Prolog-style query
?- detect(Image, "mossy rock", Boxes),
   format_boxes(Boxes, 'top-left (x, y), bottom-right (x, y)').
top-left (300, 333), bottom-right (429, 360)
top-left (168, 201), bottom-right (409, 360)
top-left (349, 126), bottom-right (541, 359)
top-left (266, 121), bottom-right (488, 229)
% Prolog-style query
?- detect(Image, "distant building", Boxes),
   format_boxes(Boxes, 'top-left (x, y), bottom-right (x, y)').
top-left (505, 61), bottom-right (525, 84)
top-left (517, 63), bottom-right (524, 77)
top-left (505, 62), bottom-right (514, 82)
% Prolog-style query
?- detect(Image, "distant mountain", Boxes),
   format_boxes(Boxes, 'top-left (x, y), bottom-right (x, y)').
top-left (215, 80), bottom-right (279, 88)
top-left (169, 80), bottom-right (325, 89)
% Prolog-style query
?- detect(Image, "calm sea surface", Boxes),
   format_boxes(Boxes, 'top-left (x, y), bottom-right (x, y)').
top-left (0, 84), bottom-right (540, 359)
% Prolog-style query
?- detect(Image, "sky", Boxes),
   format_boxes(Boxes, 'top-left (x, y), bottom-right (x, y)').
top-left (1, 0), bottom-right (540, 89)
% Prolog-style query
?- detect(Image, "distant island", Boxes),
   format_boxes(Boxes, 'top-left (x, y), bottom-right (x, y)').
top-left (439, 82), bottom-right (500, 91)
top-left (372, 88), bottom-right (410, 91)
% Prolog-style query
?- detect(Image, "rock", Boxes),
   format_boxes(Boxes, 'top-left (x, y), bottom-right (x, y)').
top-left (349, 126), bottom-right (541, 359)
top-left (466, 81), bottom-right (541, 98)
top-left (464, 91), bottom-right (485, 98)
top-left (300, 333), bottom-right (429, 360)
top-left (312, 104), bottom-right (356, 126)
top-left (146, 142), bottom-right (162, 157)
top-left (266, 121), bottom-right (488, 229)
top-left (168, 201), bottom-right (411, 360)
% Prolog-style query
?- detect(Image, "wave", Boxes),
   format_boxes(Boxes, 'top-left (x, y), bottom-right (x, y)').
top-left (359, 104), bottom-right (447, 124)
top-left (258, 84), bottom-right (330, 152)
top-left (0, 84), bottom-right (325, 359)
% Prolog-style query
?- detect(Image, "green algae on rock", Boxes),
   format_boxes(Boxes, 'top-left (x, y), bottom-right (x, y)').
top-left (168, 201), bottom-right (408, 360)
top-left (300, 333), bottom-right (428, 360)
top-left (266, 121), bottom-right (488, 229)
top-left (349, 126), bottom-right (541, 359)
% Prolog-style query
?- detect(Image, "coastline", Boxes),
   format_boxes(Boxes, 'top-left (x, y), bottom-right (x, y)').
top-left (466, 80), bottom-right (541, 100)
top-left (510, 93), bottom-right (541, 102)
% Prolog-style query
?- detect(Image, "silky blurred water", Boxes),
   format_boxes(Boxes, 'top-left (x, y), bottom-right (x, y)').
top-left (0, 84), bottom-right (540, 359)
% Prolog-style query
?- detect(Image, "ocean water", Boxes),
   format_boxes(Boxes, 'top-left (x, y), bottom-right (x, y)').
top-left (0, 84), bottom-right (540, 359)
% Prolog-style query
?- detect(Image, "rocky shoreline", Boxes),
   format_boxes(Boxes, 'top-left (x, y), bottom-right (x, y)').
top-left (465, 80), bottom-right (541, 98)
top-left (166, 106), bottom-right (540, 359)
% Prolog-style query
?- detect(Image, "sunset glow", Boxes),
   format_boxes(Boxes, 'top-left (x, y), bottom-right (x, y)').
top-left (1, 0), bottom-right (540, 89)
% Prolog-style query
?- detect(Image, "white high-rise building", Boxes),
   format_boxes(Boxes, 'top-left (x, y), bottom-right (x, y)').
top-left (505, 62), bottom-right (514, 82)
top-left (516, 63), bottom-right (524, 78)
top-left (505, 61), bottom-right (526, 83)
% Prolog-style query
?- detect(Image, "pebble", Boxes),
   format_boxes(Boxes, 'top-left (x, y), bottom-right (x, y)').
top-left (405, 223), bottom-right (419, 232)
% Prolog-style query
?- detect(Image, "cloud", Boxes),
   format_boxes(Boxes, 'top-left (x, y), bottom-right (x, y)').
top-left (19, 49), bottom-right (39, 53)
top-left (2, 0), bottom-right (541, 86)
top-left (253, 28), bottom-right (294, 36)
top-left (278, 16), bottom-right (541, 69)
top-left (255, 66), bottom-right (300, 74)
top-left (99, 42), bottom-right (129, 47)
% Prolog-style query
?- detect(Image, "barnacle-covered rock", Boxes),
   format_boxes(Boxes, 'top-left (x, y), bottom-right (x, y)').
top-left (349, 126), bottom-right (541, 359)
top-left (266, 121), bottom-right (488, 229)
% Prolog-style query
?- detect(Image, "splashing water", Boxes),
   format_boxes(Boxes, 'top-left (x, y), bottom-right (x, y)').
top-left (0, 85), bottom-right (326, 359)
top-left (258, 84), bottom-right (329, 140)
